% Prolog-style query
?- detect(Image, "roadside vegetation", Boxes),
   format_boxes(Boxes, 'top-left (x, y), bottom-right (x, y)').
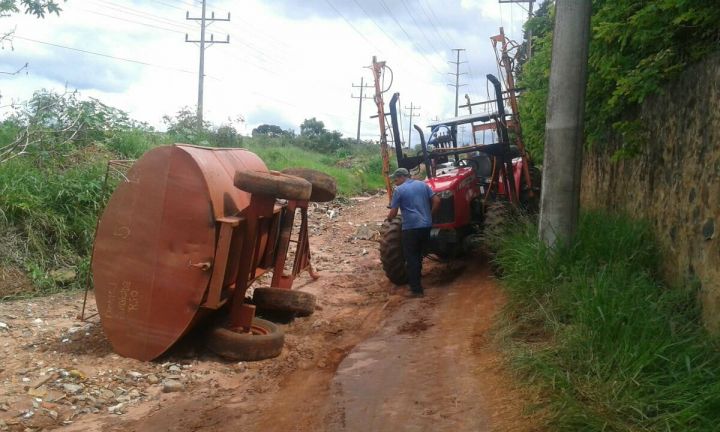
top-left (519, 0), bottom-right (720, 161)
top-left (494, 213), bottom-right (720, 431)
top-left (0, 90), bottom-right (386, 297)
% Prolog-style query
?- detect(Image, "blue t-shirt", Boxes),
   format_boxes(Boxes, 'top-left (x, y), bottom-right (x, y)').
top-left (390, 179), bottom-right (434, 230)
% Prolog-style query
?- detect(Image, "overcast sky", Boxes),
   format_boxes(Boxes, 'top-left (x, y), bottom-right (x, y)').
top-left (0, 0), bottom-right (530, 143)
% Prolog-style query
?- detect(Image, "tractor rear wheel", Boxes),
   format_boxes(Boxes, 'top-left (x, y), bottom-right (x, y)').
top-left (234, 170), bottom-right (312, 201)
top-left (380, 217), bottom-right (408, 285)
top-left (520, 165), bottom-right (542, 214)
top-left (483, 200), bottom-right (514, 253)
top-left (206, 318), bottom-right (284, 361)
top-left (281, 168), bottom-right (337, 202)
top-left (253, 287), bottom-right (316, 317)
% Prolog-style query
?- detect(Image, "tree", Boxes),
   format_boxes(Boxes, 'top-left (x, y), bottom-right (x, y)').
top-left (0, 89), bottom-right (136, 163)
top-left (300, 117), bottom-right (326, 137)
top-left (251, 124), bottom-right (285, 137)
top-left (162, 106), bottom-right (211, 143)
top-left (0, 0), bottom-right (65, 18)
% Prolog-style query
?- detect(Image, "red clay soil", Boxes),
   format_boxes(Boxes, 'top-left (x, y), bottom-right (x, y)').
top-left (0, 195), bottom-right (537, 432)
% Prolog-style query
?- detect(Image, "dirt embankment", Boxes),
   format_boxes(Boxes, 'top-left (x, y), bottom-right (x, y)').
top-left (0, 195), bottom-right (535, 432)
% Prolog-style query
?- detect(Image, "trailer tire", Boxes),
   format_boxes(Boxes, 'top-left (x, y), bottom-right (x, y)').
top-left (380, 217), bottom-right (408, 285)
top-left (234, 170), bottom-right (312, 201)
top-left (253, 287), bottom-right (316, 317)
top-left (206, 318), bottom-right (284, 361)
top-left (281, 168), bottom-right (337, 202)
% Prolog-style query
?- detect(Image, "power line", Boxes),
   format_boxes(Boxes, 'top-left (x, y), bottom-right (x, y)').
top-left (398, 0), bottom-right (442, 55)
top-left (375, 0), bottom-right (443, 75)
top-left (416, 0), bottom-right (453, 52)
top-left (12, 35), bottom-right (197, 75)
top-left (323, 0), bottom-right (384, 53)
top-left (82, 9), bottom-right (189, 35)
top-left (90, 0), bottom-right (200, 32)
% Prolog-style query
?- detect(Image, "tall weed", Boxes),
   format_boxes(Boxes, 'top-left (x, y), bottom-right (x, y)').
top-left (496, 212), bottom-right (720, 431)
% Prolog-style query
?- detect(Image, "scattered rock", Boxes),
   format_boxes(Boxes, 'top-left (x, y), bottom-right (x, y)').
top-left (168, 365), bottom-right (182, 373)
top-left (702, 218), bottom-right (715, 240)
top-left (108, 402), bottom-right (125, 414)
top-left (127, 371), bottom-right (143, 380)
top-left (355, 224), bottom-right (379, 241)
top-left (161, 379), bottom-right (184, 393)
top-left (27, 387), bottom-right (48, 398)
top-left (146, 374), bottom-right (160, 385)
top-left (0, 322), bottom-right (8, 331)
top-left (68, 369), bottom-right (86, 380)
top-left (62, 384), bottom-right (83, 395)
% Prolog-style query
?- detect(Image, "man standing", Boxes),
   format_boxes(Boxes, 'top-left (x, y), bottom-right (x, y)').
top-left (385, 168), bottom-right (440, 297)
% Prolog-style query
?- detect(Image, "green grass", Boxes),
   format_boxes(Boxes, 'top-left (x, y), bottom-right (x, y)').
top-left (0, 155), bottom-right (107, 294)
top-left (495, 212), bottom-right (720, 431)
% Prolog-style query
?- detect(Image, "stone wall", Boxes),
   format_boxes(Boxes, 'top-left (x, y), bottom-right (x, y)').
top-left (581, 54), bottom-right (720, 331)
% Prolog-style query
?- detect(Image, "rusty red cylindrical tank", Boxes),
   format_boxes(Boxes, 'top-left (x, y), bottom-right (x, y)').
top-left (92, 144), bottom-right (267, 361)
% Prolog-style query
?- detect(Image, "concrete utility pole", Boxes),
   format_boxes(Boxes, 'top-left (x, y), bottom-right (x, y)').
top-left (186, 0), bottom-right (230, 128)
top-left (404, 103), bottom-right (420, 148)
top-left (351, 77), bottom-right (373, 144)
top-left (538, 0), bottom-right (592, 248)
top-left (448, 49), bottom-right (467, 117)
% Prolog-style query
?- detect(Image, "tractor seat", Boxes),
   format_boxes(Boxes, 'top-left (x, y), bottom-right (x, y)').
top-left (471, 153), bottom-right (493, 178)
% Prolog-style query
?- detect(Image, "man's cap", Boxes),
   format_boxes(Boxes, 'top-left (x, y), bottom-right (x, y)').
top-left (390, 168), bottom-right (410, 179)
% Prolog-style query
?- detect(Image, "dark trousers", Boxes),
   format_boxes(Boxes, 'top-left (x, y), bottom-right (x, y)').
top-left (402, 227), bottom-right (431, 293)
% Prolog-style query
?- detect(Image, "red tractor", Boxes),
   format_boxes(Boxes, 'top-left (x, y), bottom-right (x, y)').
top-left (380, 74), bottom-right (540, 284)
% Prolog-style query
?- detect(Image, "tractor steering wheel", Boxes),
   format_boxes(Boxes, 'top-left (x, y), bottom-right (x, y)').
top-left (457, 158), bottom-right (479, 172)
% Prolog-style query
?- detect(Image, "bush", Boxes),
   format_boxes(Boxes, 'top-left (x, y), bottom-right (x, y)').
top-left (495, 212), bottom-right (720, 431)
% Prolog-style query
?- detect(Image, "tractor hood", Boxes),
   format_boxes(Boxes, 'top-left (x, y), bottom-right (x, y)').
top-left (425, 166), bottom-right (475, 192)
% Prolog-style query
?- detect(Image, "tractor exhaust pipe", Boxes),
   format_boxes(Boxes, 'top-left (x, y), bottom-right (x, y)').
top-left (486, 73), bottom-right (518, 203)
top-left (388, 92), bottom-right (405, 165)
top-left (413, 125), bottom-right (433, 178)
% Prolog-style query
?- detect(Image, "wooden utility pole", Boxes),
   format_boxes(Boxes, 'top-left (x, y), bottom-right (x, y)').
top-left (538, 0), bottom-right (592, 247)
top-left (370, 56), bottom-right (393, 201)
top-left (404, 103), bottom-right (420, 148)
top-left (186, 0), bottom-right (230, 128)
top-left (351, 77), bottom-right (373, 144)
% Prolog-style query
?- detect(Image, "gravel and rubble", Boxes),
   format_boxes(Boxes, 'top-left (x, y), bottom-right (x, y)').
top-left (0, 192), bottom-right (397, 431)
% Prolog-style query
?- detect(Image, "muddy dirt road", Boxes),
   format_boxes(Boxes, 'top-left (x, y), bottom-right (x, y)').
top-left (0, 195), bottom-right (533, 432)
top-left (324, 264), bottom-right (514, 432)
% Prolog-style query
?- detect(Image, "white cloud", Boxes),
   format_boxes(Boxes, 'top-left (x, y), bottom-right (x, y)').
top-left (0, 0), bottom-right (529, 141)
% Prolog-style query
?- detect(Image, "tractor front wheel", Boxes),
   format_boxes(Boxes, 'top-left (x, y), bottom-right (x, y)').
top-left (380, 217), bottom-right (408, 285)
